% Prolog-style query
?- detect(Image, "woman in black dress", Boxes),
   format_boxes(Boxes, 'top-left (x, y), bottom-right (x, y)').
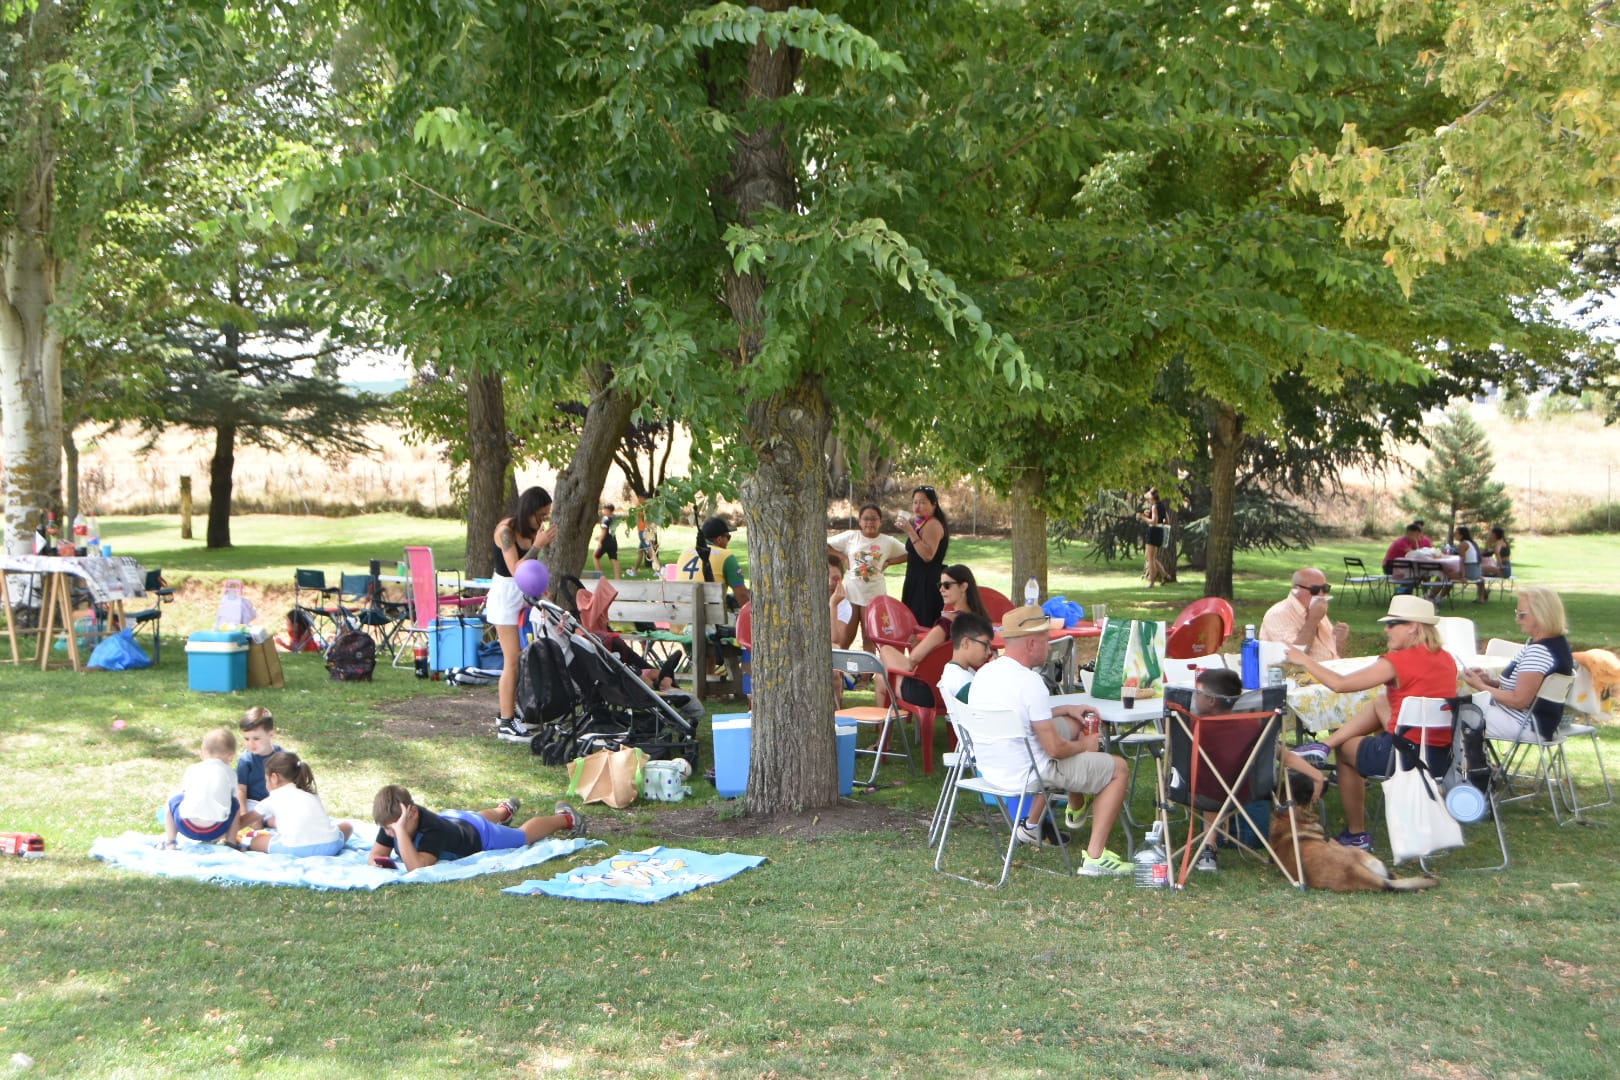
top-left (899, 485), bottom-right (950, 625)
top-left (1138, 487), bottom-right (1171, 587)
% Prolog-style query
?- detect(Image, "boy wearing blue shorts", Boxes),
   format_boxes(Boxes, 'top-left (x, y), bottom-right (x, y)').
top-left (368, 785), bottom-right (588, 871)
top-left (159, 727), bottom-right (241, 848)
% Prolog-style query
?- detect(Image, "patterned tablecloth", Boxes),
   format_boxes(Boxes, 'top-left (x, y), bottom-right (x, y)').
top-left (0, 555), bottom-right (146, 604)
top-left (1288, 653), bottom-right (1522, 735)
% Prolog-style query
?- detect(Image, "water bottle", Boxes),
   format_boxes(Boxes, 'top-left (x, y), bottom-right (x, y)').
top-left (1241, 624), bottom-right (1260, 689)
top-left (1133, 822), bottom-right (1170, 888)
top-left (1024, 576), bottom-right (1040, 607)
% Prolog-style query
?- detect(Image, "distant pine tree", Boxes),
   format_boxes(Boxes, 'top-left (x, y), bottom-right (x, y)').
top-left (1399, 410), bottom-right (1514, 538)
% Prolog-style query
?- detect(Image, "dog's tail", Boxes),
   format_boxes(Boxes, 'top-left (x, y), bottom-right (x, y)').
top-left (1382, 874), bottom-right (1440, 892)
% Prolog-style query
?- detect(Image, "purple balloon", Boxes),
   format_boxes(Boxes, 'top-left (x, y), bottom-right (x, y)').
top-left (515, 560), bottom-right (550, 599)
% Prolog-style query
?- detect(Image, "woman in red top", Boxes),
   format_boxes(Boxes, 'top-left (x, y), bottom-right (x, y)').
top-left (1286, 595), bottom-right (1457, 852)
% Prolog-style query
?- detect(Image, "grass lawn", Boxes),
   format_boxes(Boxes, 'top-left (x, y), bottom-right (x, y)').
top-left (3, 515), bottom-right (1618, 1077)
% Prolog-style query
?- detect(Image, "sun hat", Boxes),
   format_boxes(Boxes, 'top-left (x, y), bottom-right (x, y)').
top-left (1000, 605), bottom-right (1052, 638)
top-left (1378, 594), bottom-right (1438, 625)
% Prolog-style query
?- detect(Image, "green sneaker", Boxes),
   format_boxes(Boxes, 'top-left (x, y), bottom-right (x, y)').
top-left (1064, 796), bottom-right (1090, 832)
top-left (1077, 848), bottom-right (1130, 878)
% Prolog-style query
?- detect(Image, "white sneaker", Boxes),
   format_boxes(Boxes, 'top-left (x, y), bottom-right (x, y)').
top-left (1013, 821), bottom-right (1044, 846)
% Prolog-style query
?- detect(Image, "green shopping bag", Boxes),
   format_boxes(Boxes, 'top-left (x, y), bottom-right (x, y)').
top-left (1089, 619), bottom-right (1166, 700)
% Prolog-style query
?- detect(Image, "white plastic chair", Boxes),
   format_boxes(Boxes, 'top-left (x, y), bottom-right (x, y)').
top-left (933, 705), bottom-right (1073, 887)
top-left (1396, 697), bottom-right (1508, 872)
top-left (1489, 673), bottom-right (1603, 824)
top-left (1436, 616), bottom-right (1478, 670)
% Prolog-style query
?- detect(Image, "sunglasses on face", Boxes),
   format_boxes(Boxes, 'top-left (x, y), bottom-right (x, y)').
top-left (1295, 583), bottom-right (1331, 595)
top-left (1383, 620), bottom-right (1409, 628)
top-left (939, 580), bottom-right (959, 590)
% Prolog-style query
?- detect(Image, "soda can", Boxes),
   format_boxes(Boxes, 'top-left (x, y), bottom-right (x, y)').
top-left (1266, 664), bottom-right (1285, 688)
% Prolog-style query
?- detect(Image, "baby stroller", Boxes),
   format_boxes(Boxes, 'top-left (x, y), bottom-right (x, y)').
top-left (519, 599), bottom-right (701, 772)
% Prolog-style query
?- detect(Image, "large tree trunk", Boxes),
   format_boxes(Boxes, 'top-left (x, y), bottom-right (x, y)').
top-left (206, 421), bottom-right (236, 549)
top-left (1203, 401), bottom-right (1242, 599)
top-left (713, 12), bottom-right (836, 813)
top-left (1, 212), bottom-right (65, 555)
top-left (462, 368), bottom-right (511, 578)
top-left (1009, 467), bottom-right (1048, 601)
top-left (548, 364), bottom-right (635, 590)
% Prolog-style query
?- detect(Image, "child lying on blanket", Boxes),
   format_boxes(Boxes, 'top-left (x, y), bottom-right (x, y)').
top-left (159, 727), bottom-right (240, 849)
top-left (241, 752), bottom-right (353, 858)
top-left (369, 786), bottom-right (589, 871)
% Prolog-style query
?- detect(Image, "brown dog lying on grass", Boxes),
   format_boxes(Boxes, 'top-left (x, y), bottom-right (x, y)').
top-left (1270, 772), bottom-right (1438, 893)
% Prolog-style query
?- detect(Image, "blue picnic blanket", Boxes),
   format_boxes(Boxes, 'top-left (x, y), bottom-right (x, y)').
top-left (503, 845), bottom-right (766, 903)
top-left (90, 831), bottom-right (600, 890)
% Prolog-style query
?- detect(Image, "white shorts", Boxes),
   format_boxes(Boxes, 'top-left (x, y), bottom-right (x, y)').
top-left (484, 574), bottom-right (525, 626)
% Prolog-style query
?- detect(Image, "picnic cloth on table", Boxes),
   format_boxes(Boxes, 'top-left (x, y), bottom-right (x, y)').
top-left (503, 845), bottom-right (766, 903)
top-left (90, 831), bottom-right (600, 890)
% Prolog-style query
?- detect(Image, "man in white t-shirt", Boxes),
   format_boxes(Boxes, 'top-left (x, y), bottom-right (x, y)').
top-left (967, 606), bottom-right (1131, 877)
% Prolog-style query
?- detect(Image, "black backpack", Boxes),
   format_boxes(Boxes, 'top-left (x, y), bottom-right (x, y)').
top-left (517, 636), bottom-right (576, 727)
top-left (326, 630), bottom-right (377, 681)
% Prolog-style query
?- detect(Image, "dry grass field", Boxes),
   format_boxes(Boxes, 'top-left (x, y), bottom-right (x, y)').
top-left (73, 400), bottom-right (1620, 533)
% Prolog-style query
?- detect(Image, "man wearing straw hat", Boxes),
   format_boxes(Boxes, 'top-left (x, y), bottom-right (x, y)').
top-left (968, 606), bottom-right (1132, 877)
top-left (1287, 595), bottom-right (1458, 852)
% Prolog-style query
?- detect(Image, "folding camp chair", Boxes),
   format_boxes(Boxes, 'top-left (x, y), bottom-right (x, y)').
top-left (934, 703), bottom-right (1074, 887)
top-left (1159, 685), bottom-right (1305, 890)
top-left (338, 572), bottom-right (408, 652)
top-left (394, 545), bottom-right (486, 666)
top-left (929, 694), bottom-right (976, 847)
top-left (126, 568), bottom-right (174, 663)
top-left (293, 569), bottom-right (343, 644)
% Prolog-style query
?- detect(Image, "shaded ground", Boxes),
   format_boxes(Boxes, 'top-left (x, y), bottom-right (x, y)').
top-left (375, 690), bottom-right (927, 840)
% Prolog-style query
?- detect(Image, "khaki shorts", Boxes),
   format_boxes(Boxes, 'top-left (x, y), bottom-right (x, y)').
top-left (1041, 751), bottom-right (1116, 795)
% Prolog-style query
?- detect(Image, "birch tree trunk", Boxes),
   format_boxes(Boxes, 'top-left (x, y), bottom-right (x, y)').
top-left (1, 196), bottom-right (65, 555)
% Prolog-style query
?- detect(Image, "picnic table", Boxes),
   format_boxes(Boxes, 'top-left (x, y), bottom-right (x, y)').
top-left (1, 555), bottom-right (148, 671)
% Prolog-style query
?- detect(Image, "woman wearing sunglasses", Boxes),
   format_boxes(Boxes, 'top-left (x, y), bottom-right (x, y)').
top-left (1287, 594), bottom-right (1458, 852)
top-left (898, 485), bottom-right (950, 626)
top-left (1461, 586), bottom-right (1574, 741)
top-left (1259, 567), bottom-right (1350, 660)
top-left (879, 564), bottom-right (990, 677)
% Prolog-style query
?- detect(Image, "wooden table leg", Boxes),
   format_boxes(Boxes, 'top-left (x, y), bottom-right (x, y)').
top-left (0, 571), bottom-right (16, 664)
top-left (38, 572), bottom-right (81, 672)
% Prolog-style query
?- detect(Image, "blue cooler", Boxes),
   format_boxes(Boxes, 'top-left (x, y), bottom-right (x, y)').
top-left (712, 713), bottom-right (752, 798)
top-left (835, 721), bottom-right (857, 797)
top-left (428, 617), bottom-right (485, 671)
top-left (185, 631), bottom-right (250, 693)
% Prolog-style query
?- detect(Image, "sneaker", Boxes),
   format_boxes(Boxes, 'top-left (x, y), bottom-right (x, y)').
top-left (554, 802), bottom-right (588, 838)
top-left (1194, 846), bottom-right (1219, 873)
top-left (1077, 849), bottom-right (1131, 877)
top-left (1013, 820), bottom-right (1044, 846)
top-left (1064, 797), bottom-right (1091, 832)
top-left (1296, 741), bottom-right (1331, 766)
top-left (497, 717), bottom-right (534, 743)
top-left (497, 797), bottom-right (521, 823)
top-left (1335, 830), bottom-right (1373, 852)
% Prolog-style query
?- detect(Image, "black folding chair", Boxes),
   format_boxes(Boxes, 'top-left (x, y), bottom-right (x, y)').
top-left (294, 569), bottom-right (343, 645)
top-left (126, 568), bottom-right (174, 662)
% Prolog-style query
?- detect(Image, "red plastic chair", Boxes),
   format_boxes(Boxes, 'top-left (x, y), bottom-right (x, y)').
top-left (854, 597), bottom-right (941, 780)
top-left (979, 587), bottom-right (1015, 622)
top-left (734, 602), bottom-right (752, 649)
top-left (862, 596), bottom-right (917, 652)
top-left (1166, 597), bottom-right (1234, 659)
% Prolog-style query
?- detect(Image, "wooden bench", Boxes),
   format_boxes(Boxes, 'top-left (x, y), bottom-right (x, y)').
top-left (583, 578), bottom-right (742, 701)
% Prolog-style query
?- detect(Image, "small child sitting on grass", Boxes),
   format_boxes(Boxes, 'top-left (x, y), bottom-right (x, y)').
top-left (242, 752), bottom-right (353, 858)
top-left (236, 705), bottom-right (284, 829)
top-left (158, 727), bottom-right (240, 849)
top-left (368, 786), bottom-right (588, 871)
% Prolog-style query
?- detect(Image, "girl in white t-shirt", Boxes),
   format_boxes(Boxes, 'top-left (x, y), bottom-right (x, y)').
top-left (245, 752), bottom-right (352, 858)
top-left (827, 503), bottom-right (908, 648)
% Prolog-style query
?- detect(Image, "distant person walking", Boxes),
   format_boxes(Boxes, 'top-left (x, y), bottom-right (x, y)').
top-left (1138, 487), bottom-right (1171, 587)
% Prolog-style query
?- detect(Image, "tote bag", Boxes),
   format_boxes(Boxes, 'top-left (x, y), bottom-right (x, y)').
top-left (1090, 619), bottom-right (1166, 701)
top-left (1384, 754), bottom-right (1465, 863)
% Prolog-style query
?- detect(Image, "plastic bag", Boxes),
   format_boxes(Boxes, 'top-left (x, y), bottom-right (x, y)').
top-left (86, 627), bottom-right (152, 671)
top-left (1090, 619), bottom-right (1166, 700)
top-left (1384, 754), bottom-right (1464, 863)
